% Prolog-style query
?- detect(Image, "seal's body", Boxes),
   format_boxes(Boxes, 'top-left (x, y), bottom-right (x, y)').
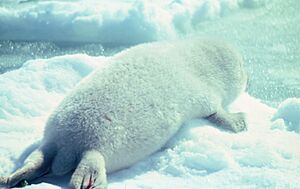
top-left (0, 39), bottom-right (247, 189)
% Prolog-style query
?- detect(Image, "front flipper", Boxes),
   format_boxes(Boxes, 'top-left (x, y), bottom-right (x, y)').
top-left (3, 144), bottom-right (55, 188)
top-left (206, 109), bottom-right (247, 133)
top-left (70, 150), bottom-right (107, 189)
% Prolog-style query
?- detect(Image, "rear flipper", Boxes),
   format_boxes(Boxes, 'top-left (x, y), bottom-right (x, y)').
top-left (70, 150), bottom-right (107, 189)
top-left (0, 176), bottom-right (7, 188)
top-left (206, 109), bottom-right (247, 133)
top-left (0, 144), bottom-right (55, 188)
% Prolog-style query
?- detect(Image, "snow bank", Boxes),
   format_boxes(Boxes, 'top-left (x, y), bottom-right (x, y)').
top-left (272, 98), bottom-right (300, 133)
top-left (0, 53), bottom-right (299, 189)
top-left (0, 0), bottom-right (270, 44)
top-left (0, 54), bottom-right (106, 120)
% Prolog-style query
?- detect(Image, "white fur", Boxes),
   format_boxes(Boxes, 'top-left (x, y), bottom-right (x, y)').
top-left (44, 38), bottom-right (247, 174)
top-left (0, 38), bottom-right (247, 189)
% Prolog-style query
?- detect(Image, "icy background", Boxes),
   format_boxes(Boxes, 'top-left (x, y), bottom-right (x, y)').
top-left (0, 0), bottom-right (299, 188)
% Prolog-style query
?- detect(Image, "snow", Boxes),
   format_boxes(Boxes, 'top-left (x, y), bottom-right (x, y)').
top-left (0, 0), bottom-right (268, 44)
top-left (272, 98), bottom-right (300, 133)
top-left (0, 54), bottom-right (299, 189)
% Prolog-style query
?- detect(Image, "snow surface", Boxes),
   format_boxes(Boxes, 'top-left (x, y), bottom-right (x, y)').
top-left (272, 98), bottom-right (300, 133)
top-left (0, 0), bottom-right (269, 44)
top-left (0, 54), bottom-right (299, 189)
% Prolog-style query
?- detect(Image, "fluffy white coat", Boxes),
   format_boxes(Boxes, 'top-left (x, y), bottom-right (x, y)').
top-left (0, 38), bottom-right (247, 189)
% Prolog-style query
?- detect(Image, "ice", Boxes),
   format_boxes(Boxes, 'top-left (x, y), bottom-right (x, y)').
top-left (0, 54), bottom-right (300, 188)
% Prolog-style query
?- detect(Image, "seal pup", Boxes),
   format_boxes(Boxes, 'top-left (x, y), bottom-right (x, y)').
top-left (0, 38), bottom-right (247, 189)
